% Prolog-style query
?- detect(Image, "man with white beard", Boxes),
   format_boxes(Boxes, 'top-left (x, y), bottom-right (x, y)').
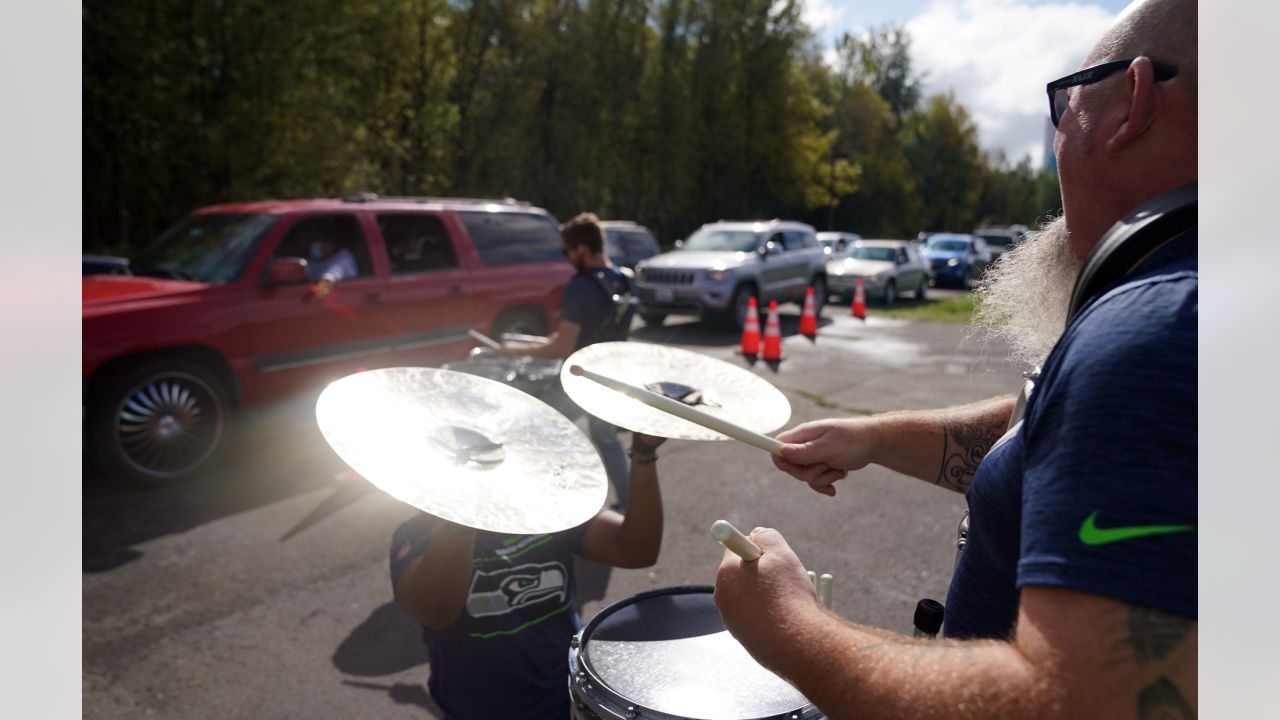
top-left (712, 1), bottom-right (1197, 717)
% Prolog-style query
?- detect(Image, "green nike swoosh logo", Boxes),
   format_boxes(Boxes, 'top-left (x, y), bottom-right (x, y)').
top-left (1079, 511), bottom-right (1195, 546)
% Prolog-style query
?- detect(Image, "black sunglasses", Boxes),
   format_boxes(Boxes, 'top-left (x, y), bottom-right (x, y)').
top-left (1046, 58), bottom-right (1178, 128)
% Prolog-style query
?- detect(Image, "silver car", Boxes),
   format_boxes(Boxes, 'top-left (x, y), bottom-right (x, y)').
top-left (825, 240), bottom-right (930, 305)
top-left (634, 220), bottom-right (828, 328)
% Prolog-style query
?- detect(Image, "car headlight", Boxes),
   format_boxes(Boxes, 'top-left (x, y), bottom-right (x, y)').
top-left (827, 265), bottom-right (844, 276)
top-left (947, 258), bottom-right (960, 267)
top-left (706, 269), bottom-right (730, 282)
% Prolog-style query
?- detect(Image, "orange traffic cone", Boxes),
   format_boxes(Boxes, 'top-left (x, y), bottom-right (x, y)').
top-left (851, 278), bottom-right (867, 321)
top-left (740, 296), bottom-right (761, 357)
top-left (799, 286), bottom-right (818, 339)
top-left (762, 300), bottom-right (783, 361)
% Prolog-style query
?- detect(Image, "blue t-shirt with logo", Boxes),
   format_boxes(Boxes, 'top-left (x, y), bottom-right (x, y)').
top-left (389, 514), bottom-right (591, 719)
top-left (943, 230), bottom-right (1197, 639)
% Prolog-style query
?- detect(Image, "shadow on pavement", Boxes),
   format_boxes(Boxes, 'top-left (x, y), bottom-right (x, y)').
top-left (84, 405), bottom-right (348, 573)
top-left (341, 680), bottom-right (439, 716)
top-left (333, 601), bottom-right (428, 677)
top-left (628, 308), bottom-right (833, 347)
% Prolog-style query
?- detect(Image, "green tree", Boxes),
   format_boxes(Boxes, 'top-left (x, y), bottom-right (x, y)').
top-left (903, 93), bottom-right (984, 232)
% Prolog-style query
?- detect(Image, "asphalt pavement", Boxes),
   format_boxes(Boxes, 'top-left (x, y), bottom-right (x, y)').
top-left (83, 292), bottom-right (1023, 719)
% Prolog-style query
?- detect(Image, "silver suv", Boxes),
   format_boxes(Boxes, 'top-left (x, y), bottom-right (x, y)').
top-left (633, 220), bottom-right (827, 328)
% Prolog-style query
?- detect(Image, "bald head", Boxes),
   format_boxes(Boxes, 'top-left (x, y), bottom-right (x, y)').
top-left (1091, 0), bottom-right (1197, 97)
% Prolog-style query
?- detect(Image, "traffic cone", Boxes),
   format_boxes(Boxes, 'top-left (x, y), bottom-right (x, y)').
top-left (740, 296), bottom-right (761, 357)
top-left (851, 279), bottom-right (867, 321)
top-left (762, 300), bottom-right (783, 362)
top-left (799, 286), bottom-right (818, 340)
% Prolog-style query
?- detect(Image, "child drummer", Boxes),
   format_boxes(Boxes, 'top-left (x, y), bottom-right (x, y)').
top-left (389, 433), bottom-right (667, 720)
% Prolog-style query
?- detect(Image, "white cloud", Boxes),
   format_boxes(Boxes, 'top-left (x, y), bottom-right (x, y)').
top-left (803, 0), bottom-right (848, 32)
top-left (904, 0), bottom-right (1117, 167)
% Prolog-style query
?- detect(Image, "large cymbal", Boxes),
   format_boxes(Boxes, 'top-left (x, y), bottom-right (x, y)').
top-left (316, 367), bottom-right (607, 534)
top-left (560, 342), bottom-right (791, 441)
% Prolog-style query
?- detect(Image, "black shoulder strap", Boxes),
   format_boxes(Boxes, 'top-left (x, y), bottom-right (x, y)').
top-left (1066, 182), bottom-right (1197, 321)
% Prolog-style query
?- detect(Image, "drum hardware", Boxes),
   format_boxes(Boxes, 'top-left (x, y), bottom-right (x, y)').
top-left (315, 367), bottom-right (606, 534)
top-left (560, 342), bottom-right (790, 447)
top-left (913, 599), bottom-right (944, 639)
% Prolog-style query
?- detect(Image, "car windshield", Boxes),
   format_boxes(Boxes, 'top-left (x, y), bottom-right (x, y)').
top-left (978, 234), bottom-right (1013, 247)
top-left (926, 238), bottom-right (970, 253)
top-left (682, 228), bottom-right (758, 252)
top-left (132, 213), bottom-right (278, 283)
top-left (843, 246), bottom-right (897, 262)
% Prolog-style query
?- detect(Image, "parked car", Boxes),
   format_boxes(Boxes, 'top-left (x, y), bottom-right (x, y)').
top-left (816, 231), bottom-right (861, 256)
top-left (83, 195), bottom-right (574, 485)
top-left (826, 240), bottom-right (930, 305)
top-left (601, 221), bottom-right (660, 275)
top-left (83, 255), bottom-right (131, 276)
top-left (921, 233), bottom-right (993, 289)
top-left (633, 219), bottom-right (827, 329)
top-left (973, 224), bottom-right (1028, 260)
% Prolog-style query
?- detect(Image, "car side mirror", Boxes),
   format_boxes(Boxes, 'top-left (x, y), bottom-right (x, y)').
top-left (760, 241), bottom-right (780, 258)
top-left (265, 257), bottom-right (309, 286)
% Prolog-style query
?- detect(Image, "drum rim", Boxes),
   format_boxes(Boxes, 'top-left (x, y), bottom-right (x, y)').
top-left (570, 585), bottom-right (822, 720)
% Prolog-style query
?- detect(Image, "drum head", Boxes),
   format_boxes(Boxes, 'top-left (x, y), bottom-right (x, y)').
top-left (575, 586), bottom-right (815, 719)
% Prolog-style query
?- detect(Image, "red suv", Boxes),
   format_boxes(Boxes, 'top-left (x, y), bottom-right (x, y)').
top-left (83, 195), bottom-right (573, 484)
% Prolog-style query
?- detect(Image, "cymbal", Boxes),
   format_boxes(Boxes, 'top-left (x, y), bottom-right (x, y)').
top-left (560, 342), bottom-right (791, 441)
top-left (315, 367), bottom-right (607, 534)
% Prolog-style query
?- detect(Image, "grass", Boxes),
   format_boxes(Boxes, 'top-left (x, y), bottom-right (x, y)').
top-left (874, 293), bottom-right (976, 324)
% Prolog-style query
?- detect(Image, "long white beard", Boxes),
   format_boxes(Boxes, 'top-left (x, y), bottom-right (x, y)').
top-left (972, 215), bottom-right (1081, 368)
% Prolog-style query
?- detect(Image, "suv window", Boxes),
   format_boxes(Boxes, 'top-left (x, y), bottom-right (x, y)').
top-left (626, 231), bottom-right (658, 260)
top-left (274, 214), bottom-right (372, 277)
top-left (458, 211), bottom-right (562, 266)
top-left (782, 231), bottom-right (815, 251)
top-left (379, 214), bottom-right (457, 274)
top-left (132, 213), bottom-right (277, 283)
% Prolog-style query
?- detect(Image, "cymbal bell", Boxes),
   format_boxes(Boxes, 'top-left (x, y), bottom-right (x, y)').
top-left (316, 367), bottom-right (607, 534)
top-left (560, 342), bottom-right (791, 442)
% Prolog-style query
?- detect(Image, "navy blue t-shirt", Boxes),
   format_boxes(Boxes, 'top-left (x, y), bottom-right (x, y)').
top-left (559, 267), bottom-right (630, 349)
top-left (943, 230), bottom-right (1197, 639)
top-left (389, 514), bottom-right (591, 720)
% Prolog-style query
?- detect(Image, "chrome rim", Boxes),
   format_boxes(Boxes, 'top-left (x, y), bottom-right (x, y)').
top-left (114, 371), bottom-right (223, 479)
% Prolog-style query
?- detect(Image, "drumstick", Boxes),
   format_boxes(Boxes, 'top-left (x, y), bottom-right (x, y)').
top-left (468, 328), bottom-right (503, 350)
top-left (710, 520), bottom-right (763, 561)
top-left (808, 570), bottom-right (817, 590)
top-left (569, 365), bottom-right (785, 454)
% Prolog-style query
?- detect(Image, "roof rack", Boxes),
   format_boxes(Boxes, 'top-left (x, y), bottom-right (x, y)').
top-left (340, 193), bottom-right (530, 207)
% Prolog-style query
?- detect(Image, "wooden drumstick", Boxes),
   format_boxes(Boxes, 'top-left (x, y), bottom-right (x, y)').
top-left (570, 365), bottom-right (784, 454)
top-left (710, 520), bottom-right (763, 561)
top-left (467, 328), bottom-right (504, 350)
top-left (808, 570), bottom-right (818, 590)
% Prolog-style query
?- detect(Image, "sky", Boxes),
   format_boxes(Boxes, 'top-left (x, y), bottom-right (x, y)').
top-left (803, 0), bottom-right (1132, 169)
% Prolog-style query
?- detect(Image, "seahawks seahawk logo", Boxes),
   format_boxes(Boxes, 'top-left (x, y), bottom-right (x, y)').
top-left (465, 562), bottom-right (568, 618)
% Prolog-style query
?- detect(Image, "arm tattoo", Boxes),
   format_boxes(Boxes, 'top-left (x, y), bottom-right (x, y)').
top-left (1138, 676), bottom-right (1195, 719)
top-left (1128, 606), bottom-right (1194, 664)
top-left (935, 415), bottom-right (1001, 491)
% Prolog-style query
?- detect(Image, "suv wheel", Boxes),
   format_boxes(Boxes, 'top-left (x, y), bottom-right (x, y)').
top-left (728, 284), bottom-right (758, 330)
top-left (809, 276), bottom-right (827, 315)
top-left (883, 280), bottom-right (897, 306)
top-left (639, 312), bottom-right (666, 327)
top-left (87, 357), bottom-right (230, 485)
top-left (916, 275), bottom-right (928, 300)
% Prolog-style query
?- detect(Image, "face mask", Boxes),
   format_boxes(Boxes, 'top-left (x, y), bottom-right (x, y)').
top-left (309, 241), bottom-right (323, 259)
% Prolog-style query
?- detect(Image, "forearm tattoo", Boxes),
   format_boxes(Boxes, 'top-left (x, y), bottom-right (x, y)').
top-left (1126, 606), bottom-right (1196, 719)
top-left (935, 415), bottom-right (1002, 491)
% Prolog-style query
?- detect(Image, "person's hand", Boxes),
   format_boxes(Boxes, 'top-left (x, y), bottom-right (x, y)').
top-left (713, 527), bottom-right (819, 671)
top-left (771, 419), bottom-right (875, 496)
top-left (310, 278), bottom-right (335, 298)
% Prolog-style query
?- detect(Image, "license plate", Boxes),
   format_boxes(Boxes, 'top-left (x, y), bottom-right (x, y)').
top-left (655, 289), bottom-right (674, 303)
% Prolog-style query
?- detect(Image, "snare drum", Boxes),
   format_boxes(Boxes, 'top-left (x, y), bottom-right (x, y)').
top-left (569, 586), bottom-right (824, 720)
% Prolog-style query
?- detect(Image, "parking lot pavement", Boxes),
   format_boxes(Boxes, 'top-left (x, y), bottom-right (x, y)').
top-left (84, 299), bottom-right (1023, 719)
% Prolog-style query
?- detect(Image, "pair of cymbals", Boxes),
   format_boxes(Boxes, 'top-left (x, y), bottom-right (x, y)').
top-left (315, 344), bottom-right (791, 534)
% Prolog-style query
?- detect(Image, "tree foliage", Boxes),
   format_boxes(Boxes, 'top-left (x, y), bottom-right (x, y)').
top-left (83, 4), bottom-right (1061, 254)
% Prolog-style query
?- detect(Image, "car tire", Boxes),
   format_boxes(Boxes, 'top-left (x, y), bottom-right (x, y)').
top-left (916, 276), bottom-right (928, 300)
top-left (492, 307), bottom-right (550, 341)
top-left (809, 276), bottom-right (827, 315)
top-left (639, 312), bottom-right (666, 327)
top-left (883, 280), bottom-right (897, 306)
top-left (87, 357), bottom-right (232, 486)
top-left (727, 283), bottom-right (758, 330)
